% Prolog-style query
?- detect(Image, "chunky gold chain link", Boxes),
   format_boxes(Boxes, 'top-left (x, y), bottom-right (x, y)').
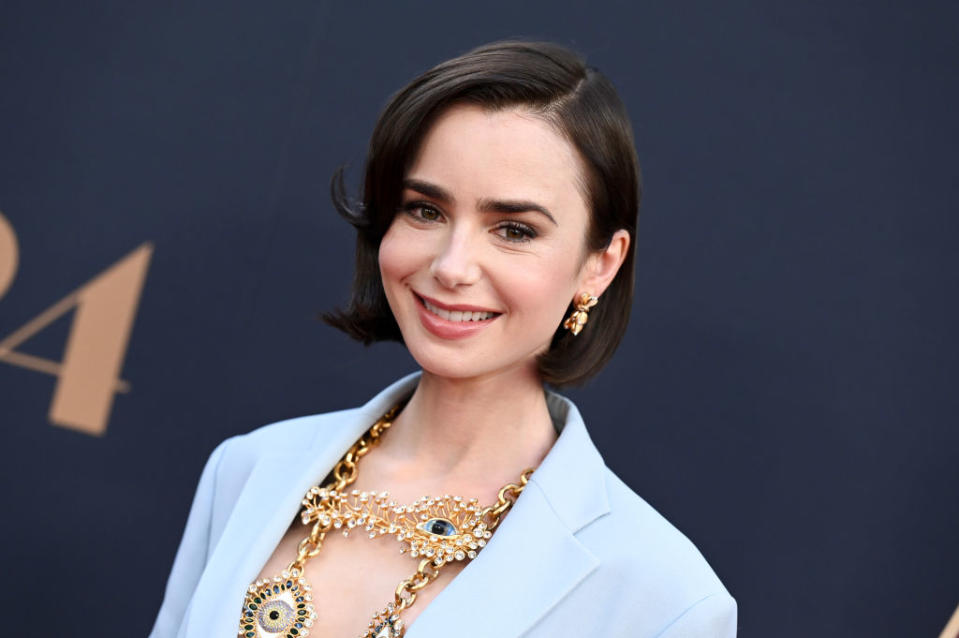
top-left (478, 469), bottom-right (534, 527)
top-left (393, 557), bottom-right (443, 611)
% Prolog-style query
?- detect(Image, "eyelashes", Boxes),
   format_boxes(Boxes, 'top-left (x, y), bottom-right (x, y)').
top-left (401, 201), bottom-right (443, 223)
top-left (399, 201), bottom-right (538, 243)
top-left (497, 221), bottom-right (537, 242)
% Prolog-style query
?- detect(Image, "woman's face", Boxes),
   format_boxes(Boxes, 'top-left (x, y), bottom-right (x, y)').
top-left (378, 103), bottom-right (602, 383)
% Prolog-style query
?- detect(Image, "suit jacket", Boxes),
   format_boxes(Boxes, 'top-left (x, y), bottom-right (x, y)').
top-left (150, 373), bottom-right (736, 637)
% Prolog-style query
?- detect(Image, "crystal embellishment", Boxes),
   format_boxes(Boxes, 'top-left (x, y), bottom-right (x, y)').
top-left (257, 600), bottom-right (295, 633)
top-left (300, 491), bottom-right (492, 564)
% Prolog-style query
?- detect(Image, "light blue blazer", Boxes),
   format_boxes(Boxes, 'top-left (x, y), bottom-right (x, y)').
top-left (150, 373), bottom-right (736, 637)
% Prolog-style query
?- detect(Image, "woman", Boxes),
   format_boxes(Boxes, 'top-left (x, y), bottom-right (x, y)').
top-left (150, 40), bottom-right (736, 638)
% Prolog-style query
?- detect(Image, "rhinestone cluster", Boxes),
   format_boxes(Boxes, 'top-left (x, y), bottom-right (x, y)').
top-left (365, 601), bottom-right (404, 638)
top-left (300, 488), bottom-right (494, 562)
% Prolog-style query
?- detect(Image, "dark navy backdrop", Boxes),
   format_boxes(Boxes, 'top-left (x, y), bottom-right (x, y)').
top-left (1, 2), bottom-right (957, 636)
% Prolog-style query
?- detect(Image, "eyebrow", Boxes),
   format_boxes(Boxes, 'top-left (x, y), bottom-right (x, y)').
top-left (402, 178), bottom-right (558, 226)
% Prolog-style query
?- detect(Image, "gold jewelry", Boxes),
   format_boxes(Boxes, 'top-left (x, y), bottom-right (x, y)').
top-left (563, 292), bottom-right (598, 336)
top-left (237, 403), bottom-right (533, 638)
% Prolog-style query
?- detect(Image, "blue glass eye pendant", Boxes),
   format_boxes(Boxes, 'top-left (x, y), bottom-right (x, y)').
top-left (419, 517), bottom-right (457, 536)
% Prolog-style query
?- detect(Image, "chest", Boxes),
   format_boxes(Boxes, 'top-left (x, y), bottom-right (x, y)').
top-left (251, 520), bottom-right (467, 637)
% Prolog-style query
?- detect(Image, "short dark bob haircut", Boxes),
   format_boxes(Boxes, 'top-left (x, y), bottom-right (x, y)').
top-left (324, 39), bottom-right (642, 387)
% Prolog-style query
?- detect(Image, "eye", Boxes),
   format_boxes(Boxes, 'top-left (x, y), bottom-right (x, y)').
top-left (401, 201), bottom-right (443, 223)
top-left (495, 221), bottom-right (537, 242)
top-left (419, 517), bottom-right (458, 536)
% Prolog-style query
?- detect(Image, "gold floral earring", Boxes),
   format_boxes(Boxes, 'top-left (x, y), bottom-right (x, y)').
top-left (563, 292), bottom-right (598, 336)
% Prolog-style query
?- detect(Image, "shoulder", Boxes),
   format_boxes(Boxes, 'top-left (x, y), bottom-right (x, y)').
top-left (592, 468), bottom-right (727, 593)
top-left (575, 467), bottom-right (736, 636)
top-left (193, 406), bottom-right (364, 518)
top-left (209, 372), bottom-right (423, 473)
top-left (210, 406), bottom-right (361, 469)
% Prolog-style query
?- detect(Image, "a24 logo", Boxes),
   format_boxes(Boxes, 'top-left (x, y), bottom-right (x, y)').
top-left (0, 211), bottom-right (152, 436)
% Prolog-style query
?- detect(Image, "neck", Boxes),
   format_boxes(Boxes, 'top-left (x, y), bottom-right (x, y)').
top-left (368, 367), bottom-right (558, 501)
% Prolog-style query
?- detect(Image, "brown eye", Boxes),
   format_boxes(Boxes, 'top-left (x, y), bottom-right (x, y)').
top-left (496, 222), bottom-right (536, 242)
top-left (401, 201), bottom-right (443, 223)
top-left (419, 206), bottom-right (441, 221)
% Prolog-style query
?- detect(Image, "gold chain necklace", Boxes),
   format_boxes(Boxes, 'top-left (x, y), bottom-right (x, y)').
top-left (237, 403), bottom-right (534, 638)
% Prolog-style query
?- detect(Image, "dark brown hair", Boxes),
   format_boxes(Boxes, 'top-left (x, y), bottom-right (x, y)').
top-left (324, 39), bottom-right (641, 387)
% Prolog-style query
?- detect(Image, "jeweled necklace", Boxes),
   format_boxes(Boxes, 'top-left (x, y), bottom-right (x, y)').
top-left (238, 402), bottom-right (533, 638)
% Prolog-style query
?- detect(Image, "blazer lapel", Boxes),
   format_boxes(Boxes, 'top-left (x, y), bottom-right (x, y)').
top-left (184, 373), bottom-right (423, 638)
top-left (405, 391), bottom-right (610, 638)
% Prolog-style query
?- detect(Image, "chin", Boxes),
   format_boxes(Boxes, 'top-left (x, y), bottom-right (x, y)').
top-left (406, 343), bottom-right (541, 386)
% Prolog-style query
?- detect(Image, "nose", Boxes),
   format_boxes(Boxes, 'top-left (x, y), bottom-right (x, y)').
top-left (429, 226), bottom-right (482, 289)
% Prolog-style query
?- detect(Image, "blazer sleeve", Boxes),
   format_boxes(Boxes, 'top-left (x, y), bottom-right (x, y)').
top-left (149, 438), bottom-right (231, 638)
top-left (655, 592), bottom-right (738, 638)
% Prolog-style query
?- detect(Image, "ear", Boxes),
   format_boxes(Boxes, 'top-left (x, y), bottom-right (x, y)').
top-left (577, 229), bottom-right (630, 299)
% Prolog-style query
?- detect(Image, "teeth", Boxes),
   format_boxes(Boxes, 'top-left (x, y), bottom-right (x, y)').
top-left (423, 299), bottom-right (496, 322)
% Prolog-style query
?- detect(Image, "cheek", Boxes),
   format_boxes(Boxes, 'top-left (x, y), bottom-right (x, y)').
top-left (494, 257), bottom-right (580, 322)
top-left (377, 228), bottom-right (411, 322)
top-left (378, 223), bottom-right (414, 289)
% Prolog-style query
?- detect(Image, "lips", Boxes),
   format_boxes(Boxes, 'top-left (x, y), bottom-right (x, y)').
top-left (413, 293), bottom-right (501, 339)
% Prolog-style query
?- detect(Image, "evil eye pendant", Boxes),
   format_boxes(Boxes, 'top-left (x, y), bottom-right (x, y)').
top-left (239, 572), bottom-right (316, 638)
top-left (417, 517), bottom-right (457, 537)
top-left (405, 514), bottom-right (487, 562)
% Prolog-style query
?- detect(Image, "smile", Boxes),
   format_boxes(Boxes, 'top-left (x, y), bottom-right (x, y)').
top-left (421, 298), bottom-right (498, 322)
top-left (414, 293), bottom-right (500, 340)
